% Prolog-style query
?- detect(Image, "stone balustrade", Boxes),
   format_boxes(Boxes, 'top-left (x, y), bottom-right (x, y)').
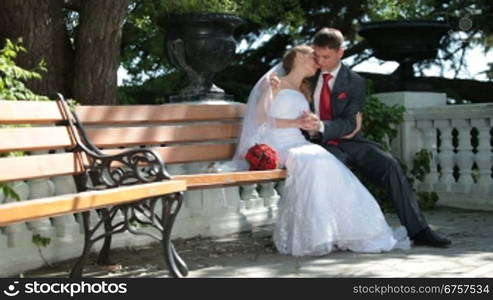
top-left (376, 92), bottom-right (493, 211)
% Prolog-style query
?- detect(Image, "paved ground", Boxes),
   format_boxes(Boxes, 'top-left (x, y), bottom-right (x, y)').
top-left (24, 207), bottom-right (493, 278)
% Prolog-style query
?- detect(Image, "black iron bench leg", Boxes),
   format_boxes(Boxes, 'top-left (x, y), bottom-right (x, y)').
top-left (70, 211), bottom-right (94, 278)
top-left (160, 192), bottom-right (189, 277)
top-left (97, 209), bottom-right (114, 265)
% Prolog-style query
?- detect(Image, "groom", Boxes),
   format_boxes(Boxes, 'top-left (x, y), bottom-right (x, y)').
top-left (299, 27), bottom-right (451, 248)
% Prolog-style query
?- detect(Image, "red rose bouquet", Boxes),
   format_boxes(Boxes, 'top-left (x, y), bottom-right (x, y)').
top-left (245, 144), bottom-right (280, 171)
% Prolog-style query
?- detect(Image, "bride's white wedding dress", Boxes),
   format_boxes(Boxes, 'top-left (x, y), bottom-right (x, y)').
top-left (268, 89), bottom-right (409, 256)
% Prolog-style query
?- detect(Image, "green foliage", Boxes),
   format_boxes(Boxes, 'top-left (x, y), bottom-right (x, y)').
top-left (0, 38), bottom-right (49, 200)
top-left (32, 234), bottom-right (51, 247)
top-left (363, 148), bottom-right (439, 212)
top-left (0, 151), bottom-right (23, 200)
top-left (66, 98), bottom-right (79, 112)
top-left (367, 0), bottom-right (438, 20)
top-left (0, 184), bottom-right (20, 201)
top-left (410, 149), bottom-right (439, 210)
top-left (120, 0), bottom-right (307, 85)
top-left (361, 93), bottom-right (405, 151)
top-left (238, 0), bottom-right (304, 29)
top-left (33, 234), bottom-right (53, 265)
top-left (160, 0), bottom-right (239, 14)
top-left (0, 38), bottom-right (49, 101)
top-left (417, 191), bottom-right (439, 210)
top-left (118, 72), bottom-right (188, 104)
top-left (358, 97), bottom-right (439, 211)
top-left (409, 149), bottom-right (433, 182)
top-left (120, 0), bottom-right (493, 98)
top-left (366, 0), bottom-right (483, 22)
top-left (355, 91), bottom-right (405, 212)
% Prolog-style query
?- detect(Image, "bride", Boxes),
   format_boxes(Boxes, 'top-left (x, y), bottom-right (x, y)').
top-left (228, 45), bottom-right (409, 256)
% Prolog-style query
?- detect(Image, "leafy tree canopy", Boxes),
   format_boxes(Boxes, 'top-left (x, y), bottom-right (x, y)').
top-left (119, 0), bottom-right (493, 103)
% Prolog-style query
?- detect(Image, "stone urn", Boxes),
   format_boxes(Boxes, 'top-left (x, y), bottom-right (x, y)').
top-left (359, 20), bottom-right (450, 91)
top-left (163, 13), bottom-right (242, 101)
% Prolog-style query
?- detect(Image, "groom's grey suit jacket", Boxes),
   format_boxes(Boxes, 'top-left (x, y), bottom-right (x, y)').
top-left (309, 63), bottom-right (369, 144)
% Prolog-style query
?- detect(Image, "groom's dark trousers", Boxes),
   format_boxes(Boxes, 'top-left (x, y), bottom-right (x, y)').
top-left (311, 65), bottom-right (428, 237)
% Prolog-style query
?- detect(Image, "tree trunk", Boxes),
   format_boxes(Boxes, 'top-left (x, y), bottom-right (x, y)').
top-left (73, 0), bottom-right (130, 105)
top-left (0, 0), bottom-right (73, 98)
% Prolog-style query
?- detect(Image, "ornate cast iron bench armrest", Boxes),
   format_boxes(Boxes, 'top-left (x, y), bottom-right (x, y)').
top-left (56, 95), bottom-right (189, 278)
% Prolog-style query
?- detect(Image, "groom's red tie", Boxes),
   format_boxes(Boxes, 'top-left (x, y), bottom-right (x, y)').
top-left (319, 73), bottom-right (333, 121)
top-left (319, 73), bottom-right (338, 146)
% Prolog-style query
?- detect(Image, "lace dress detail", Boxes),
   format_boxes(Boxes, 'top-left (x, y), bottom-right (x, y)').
top-left (269, 89), bottom-right (409, 256)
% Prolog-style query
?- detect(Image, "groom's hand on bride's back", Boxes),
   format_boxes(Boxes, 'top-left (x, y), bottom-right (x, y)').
top-left (341, 112), bottom-right (362, 139)
top-left (269, 72), bottom-right (281, 93)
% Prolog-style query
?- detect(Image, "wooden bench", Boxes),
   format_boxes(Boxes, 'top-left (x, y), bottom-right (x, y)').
top-left (0, 97), bottom-right (187, 277)
top-left (74, 100), bottom-right (287, 190)
top-left (0, 96), bottom-right (286, 277)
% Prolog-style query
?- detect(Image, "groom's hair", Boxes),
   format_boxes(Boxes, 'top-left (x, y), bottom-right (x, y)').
top-left (313, 28), bottom-right (344, 50)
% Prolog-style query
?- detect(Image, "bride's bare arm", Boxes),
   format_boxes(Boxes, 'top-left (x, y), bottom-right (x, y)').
top-left (275, 117), bottom-right (303, 128)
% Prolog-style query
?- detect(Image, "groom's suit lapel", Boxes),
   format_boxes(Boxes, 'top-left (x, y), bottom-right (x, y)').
top-left (331, 64), bottom-right (350, 118)
top-left (310, 65), bottom-right (350, 117)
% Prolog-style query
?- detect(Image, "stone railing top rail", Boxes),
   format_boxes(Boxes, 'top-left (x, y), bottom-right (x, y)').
top-left (404, 103), bottom-right (493, 121)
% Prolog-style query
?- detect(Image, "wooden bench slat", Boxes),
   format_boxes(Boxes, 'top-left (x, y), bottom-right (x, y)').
top-left (86, 123), bottom-right (240, 148)
top-left (174, 169), bottom-right (287, 190)
top-left (0, 127), bottom-right (74, 153)
top-left (0, 153), bottom-right (86, 182)
top-left (76, 103), bottom-right (245, 124)
top-left (0, 100), bottom-right (63, 124)
top-left (156, 143), bottom-right (237, 164)
top-left (0, 180), bottom-right (187, 226)
top-left (102, 143), bottom-right (237, 164)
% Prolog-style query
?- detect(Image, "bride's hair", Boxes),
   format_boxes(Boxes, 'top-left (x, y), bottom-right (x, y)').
top-left (282, 45), bottom-right (314, 101)
top-left (282, 45), bottom-right (312, 73)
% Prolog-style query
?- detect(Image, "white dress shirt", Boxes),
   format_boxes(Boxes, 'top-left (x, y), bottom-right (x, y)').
top-left (313, 63), bottom-right (342, 133)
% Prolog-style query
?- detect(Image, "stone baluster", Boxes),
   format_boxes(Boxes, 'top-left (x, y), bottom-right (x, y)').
top-left (74, 173), bottom-right (102, 233)
top-left (416, 120), bottom-right (439, 191)
top-left (170, 163), bottom-right (195, 216)
top-left (259, 182), bottom-right (281, 224)
top-left (491, 118), bottom-right (493, 197)
top-left (259, 182), bottom-right (280, 208)
top-left (241, 184), bottom-right (263, 210)
top-left (4, 181), bottom-right (34, 247)
top-left (0, 191), bottom-right (7, 249)
top-left (471, 119), bottom-right (493, 195)
top-left (491, 118), bottom-right (493, 196)
top-left (0, 230), bottom-right (6, 249)
top-left (186, 162), bottom-right (249, 236)
top-left (452, 119), bottom-right (474, 193)
top-left (26, 177), bottom-right (56, 238)
top-left (51, 174), bottom-right (82, 239)
top-left (239, 183), bottom-right (266, 228)
top-left (434, 120), bottom-right (455, 192)
top-left (166, 163), bottom-right (196, 238)
top-left (276, 181), bottom-right (286, 200)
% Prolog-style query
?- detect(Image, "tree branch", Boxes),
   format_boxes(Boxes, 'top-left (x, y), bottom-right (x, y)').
top-left (64, 0), bottom-right (82, 12)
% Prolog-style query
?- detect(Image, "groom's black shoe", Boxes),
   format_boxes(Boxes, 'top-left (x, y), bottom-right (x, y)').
top-left (412, 227), bottom-right (451, 248)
